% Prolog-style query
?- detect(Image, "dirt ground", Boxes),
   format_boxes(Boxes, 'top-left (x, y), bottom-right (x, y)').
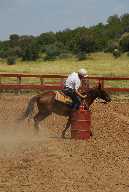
top-left (0, 95), bottom-right (129, 192)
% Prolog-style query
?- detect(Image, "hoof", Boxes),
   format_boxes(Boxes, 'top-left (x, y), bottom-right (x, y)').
top-left (61, 133), bottom-right (65, 139)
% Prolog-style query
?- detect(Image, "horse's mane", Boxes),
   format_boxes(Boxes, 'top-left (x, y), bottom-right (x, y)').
top-left (80, 86), bottom-right (99, 98)
top-left (86, 87), bottom-right (99, 97)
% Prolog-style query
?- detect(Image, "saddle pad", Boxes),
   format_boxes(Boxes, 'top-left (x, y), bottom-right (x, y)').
top-left (55, 91), bottom-right (72, 104)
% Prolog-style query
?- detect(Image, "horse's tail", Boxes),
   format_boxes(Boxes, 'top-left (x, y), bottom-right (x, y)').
top-left (21, 95), bottom-right (39, 120)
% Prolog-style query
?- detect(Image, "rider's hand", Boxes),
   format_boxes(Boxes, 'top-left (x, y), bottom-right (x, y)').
top-left (82, 95), bottom-right (87, 99)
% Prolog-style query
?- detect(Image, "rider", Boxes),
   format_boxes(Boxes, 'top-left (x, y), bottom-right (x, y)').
top-left (63, 68), bottom-right (88, 110)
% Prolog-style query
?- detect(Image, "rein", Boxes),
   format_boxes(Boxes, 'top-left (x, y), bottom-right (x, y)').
top-left (81, 98), bottom-right (89, 110)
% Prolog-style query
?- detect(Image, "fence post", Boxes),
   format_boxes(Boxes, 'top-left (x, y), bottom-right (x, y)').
top-left (40, 77), bottom-right (44, 85)
top-left (101, 79), bottom-right (104, 89)
top-left (16, 76), bottom-right (21, 95)
top-left (60, 78), bottom-right (64, 89)
top-left (40, 77), bottom-right (44, 91)
top-left (0, 76), bottom-right (2, 94)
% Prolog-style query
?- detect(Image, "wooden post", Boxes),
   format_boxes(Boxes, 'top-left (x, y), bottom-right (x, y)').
top-left (40, 77), bottom-right (44, 85)
top-left (40, 77), bottom-right (44, 93)
top-left (60, 78), bottom-right (65, 89)
top-left (0, 77), bottom-right (2, 94)
top-left (101, 79), bottom-right (104, 89)
top-left (97, 79), bottom-right (104, 89)
top-left (16, 76), bottom-right (21, 95)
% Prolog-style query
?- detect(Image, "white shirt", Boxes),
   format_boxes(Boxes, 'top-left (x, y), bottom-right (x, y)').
top-left (64, 72), bottom-right (81, 90)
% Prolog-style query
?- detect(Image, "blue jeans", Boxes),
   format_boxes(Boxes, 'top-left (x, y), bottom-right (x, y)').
top-left (63, 87), bottom-right (81, 109)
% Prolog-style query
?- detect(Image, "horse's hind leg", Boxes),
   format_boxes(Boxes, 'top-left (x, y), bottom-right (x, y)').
top-left (62, 117), bottom-right (71, 138)
top-left (34, 112), bottom-right (49, 133)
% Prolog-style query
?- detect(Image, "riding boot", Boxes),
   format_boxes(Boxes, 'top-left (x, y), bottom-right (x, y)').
top-left (68, 102), bottom-right (74, 109)
top-left (71, 103), bottom-right (80, 112)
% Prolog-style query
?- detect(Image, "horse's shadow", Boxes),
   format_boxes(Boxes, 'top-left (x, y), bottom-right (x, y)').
top-left (48, 135), bottom-right (71, 140)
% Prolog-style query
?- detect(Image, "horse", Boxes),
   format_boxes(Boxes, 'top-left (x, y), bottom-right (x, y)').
top-left (21, 83), bottom-right (111, 138)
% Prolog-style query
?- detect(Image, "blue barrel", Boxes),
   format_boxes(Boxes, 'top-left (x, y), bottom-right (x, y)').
top-left (71, 106), bottom-right (91, 140)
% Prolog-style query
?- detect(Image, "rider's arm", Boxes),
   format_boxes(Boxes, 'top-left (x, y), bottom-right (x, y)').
top-left (75, 89), bottom-right (87, 99)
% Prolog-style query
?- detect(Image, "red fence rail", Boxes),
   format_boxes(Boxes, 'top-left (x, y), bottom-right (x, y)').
top-left (0, 73), bottom-right (129, 92)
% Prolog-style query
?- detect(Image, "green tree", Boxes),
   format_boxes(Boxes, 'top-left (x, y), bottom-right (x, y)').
top-left (44, 44), bottom-right (61, 60)
top-left (119, 32), bottom-right (129, 52)
top-left (37, 32), bottom-right (57, 52)
top-left (106, 40), bottom-right (119, 52)
top-left (9, 34), bottom-right (19, 41)
top-left (106, 14), bottom-right (122, 39)
top-left (74, 30), bottom-right (96, 53)
top-left (120, 13), bottom-right (129, 33)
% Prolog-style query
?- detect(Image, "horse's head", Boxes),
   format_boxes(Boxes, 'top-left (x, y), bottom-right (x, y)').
top-left (94, 83), bottom-right (111, 102)
top-left (86, 83), bottom-right (111, 104)
top-left (81, 82), bottom-right (111, 110)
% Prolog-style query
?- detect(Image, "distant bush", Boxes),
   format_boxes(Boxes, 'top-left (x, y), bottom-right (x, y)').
top-left (7, 56), bottom-right (16, 65)
top-left (76, 51), bottom-right (87, 61)
top-left (58, 52), bottom-right (72, 59)
top-left (112, 49), bottom-right (121, 58)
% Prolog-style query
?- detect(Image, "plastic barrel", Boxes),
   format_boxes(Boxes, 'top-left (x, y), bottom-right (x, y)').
top-left (71, 106), bottom-right (91, 140)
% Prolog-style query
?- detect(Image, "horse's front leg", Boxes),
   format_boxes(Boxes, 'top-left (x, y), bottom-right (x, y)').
top-left (62, 117), bottom-right (71, 138)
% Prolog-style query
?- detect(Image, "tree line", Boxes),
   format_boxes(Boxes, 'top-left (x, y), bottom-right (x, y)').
top-left (0, 13), bottom-right (129, 64)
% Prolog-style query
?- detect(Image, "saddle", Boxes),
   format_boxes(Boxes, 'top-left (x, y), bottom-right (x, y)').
top-left (55, 91), bottom-right (72, 104)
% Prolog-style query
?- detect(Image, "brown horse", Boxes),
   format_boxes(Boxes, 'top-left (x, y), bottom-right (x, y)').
top-left (22, 83), bottom-right (111, 138)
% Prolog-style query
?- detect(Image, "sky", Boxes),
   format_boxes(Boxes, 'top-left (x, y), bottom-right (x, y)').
top-left (0, 0), bottom-right (129, 40)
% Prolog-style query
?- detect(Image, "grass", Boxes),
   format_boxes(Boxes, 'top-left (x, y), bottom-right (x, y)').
top-left (0, 52), bottom-right (129, 76)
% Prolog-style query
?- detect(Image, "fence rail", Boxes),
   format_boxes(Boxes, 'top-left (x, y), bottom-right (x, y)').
top-left (0, 73), bottom-right (129, 92)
